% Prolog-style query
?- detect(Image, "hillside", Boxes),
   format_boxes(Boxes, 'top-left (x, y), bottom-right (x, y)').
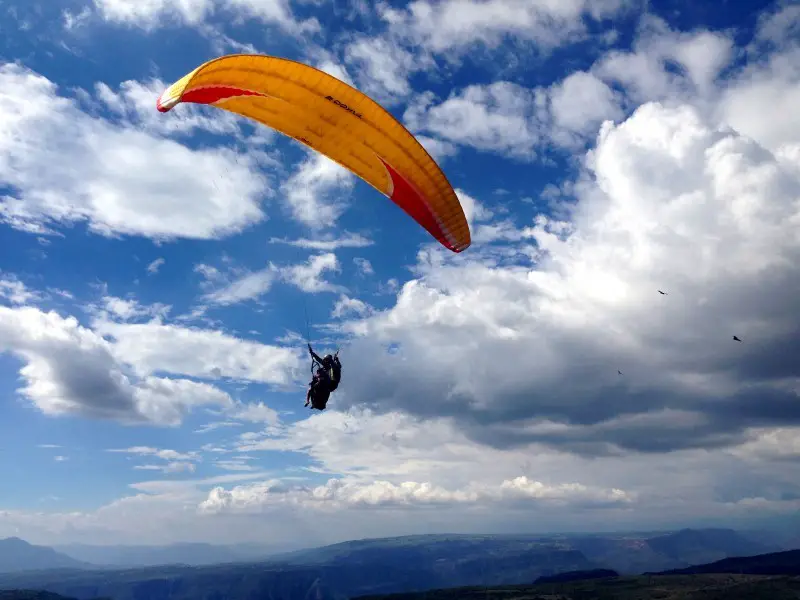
top-left (354, 548), bottom-right (800, 600)
top-left (646, 528), bottom-right (776, 566)
top-left (558, 528), bottom-right (779, 574)
top-left (0, 540), bottom-right (90, 574)
top-left (660, 549), bottom-right (800, 576)
top-left (534, 568), bottom-right (619, 583)
top-left (353, 574), bottom-right (800, 600)
top-left (0, 592), bottom-right (108, 600)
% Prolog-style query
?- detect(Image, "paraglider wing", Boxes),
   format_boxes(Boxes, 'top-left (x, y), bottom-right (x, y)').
top-left (156, 54), bottom-right (471, 253)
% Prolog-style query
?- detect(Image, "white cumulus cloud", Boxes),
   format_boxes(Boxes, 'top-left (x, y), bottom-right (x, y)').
top-left (0, 63), bottom-right (270, 241)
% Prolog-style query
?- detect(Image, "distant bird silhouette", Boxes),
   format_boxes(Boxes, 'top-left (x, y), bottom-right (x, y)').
top-left (733, 335), bottom-right (742, 342)
top-left (658, 290), bottom-right (667, 295)
top-left (618, 370), bottom-right (623, 375)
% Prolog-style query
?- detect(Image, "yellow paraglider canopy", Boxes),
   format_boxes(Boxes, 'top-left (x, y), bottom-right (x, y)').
top-left (157, 54), bottom-right (471, 253)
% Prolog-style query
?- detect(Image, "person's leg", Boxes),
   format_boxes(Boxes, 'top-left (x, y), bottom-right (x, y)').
top-left (305, 382), bottom-right (314, 407)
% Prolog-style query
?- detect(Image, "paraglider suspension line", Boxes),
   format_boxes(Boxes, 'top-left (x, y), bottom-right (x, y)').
top-left (302, 301), bottom-right (318, 375)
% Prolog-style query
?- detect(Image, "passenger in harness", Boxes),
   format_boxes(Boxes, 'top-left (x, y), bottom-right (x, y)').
top-left (304, 344), bottom-right (342, 410)
top-left (305, 365), bottom-right (331, 410)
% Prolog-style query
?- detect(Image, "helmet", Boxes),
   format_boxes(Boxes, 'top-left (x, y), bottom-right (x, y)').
top-left (323, 354), bottom-right (333, 364)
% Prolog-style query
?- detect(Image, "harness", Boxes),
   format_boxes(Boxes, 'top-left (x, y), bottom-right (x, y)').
top-left (310, 348), bottom-right (340, 381)
top-left (307, 346), bottom-right (341, 410)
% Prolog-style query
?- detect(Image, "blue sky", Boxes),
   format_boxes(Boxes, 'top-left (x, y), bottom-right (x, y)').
top-left (1, 0), bottom-right (800, 547)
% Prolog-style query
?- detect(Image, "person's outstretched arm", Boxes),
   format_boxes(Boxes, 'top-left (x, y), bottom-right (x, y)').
top-left (308, 343), bottom-right (324, 364)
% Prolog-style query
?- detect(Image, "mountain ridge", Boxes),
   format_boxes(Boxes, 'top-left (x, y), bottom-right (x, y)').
top-left (0, 539), bottom-right (90, 574)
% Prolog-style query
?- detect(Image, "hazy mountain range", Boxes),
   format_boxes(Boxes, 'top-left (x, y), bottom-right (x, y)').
top-left (0, 528), bottom-right (796, 600)
top-left (49, 542), bottom-right (287, 568)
